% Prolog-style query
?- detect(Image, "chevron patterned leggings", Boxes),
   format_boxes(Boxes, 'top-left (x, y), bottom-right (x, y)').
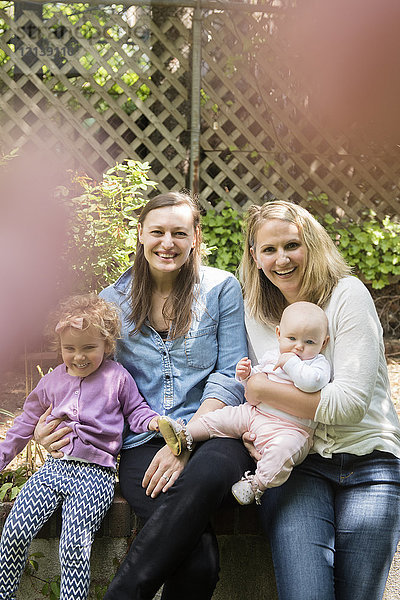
top-left (0, 457), bottom-right (115, 600)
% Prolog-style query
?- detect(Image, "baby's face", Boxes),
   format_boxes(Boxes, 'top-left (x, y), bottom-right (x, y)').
top-left (277, 311), bottom-right (328, 361)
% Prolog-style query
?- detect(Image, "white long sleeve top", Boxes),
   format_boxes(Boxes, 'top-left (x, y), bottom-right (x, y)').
top-left (245, 276), bottom-right (400, 458)
top-left (253, 351), bottom-right (331, 393)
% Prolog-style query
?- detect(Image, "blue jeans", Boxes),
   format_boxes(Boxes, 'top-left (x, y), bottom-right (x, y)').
top-left (260, 451), bottom-right (400, 600)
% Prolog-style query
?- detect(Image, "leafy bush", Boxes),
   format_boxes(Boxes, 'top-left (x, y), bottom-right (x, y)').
top-left (202, 200), bottom-right (400, 290)
top-left (201, 202), bottom-right (243, 274)
top-left (0, 410), bottom-right (28, 502)
top-left (60, 160), bottom-right (157, 292)
top-left (25, 552), bottom-right (61, 600)
top-left (0, 465), bottom-right (31, 502)
top-left (323, 213), bottom-right (400, 289)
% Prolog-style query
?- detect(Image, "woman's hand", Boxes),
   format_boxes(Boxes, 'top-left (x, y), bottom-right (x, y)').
top-left (142, 397), bottom-right (224, 498)
top-left (34, 406), bottom-right (72, 458)
top-left (246, 372), bottom-right (320, 420)
top-left (242, 431), bottom-right (262, 462)
top-left (142, 444), bottom-right (190, 498)
top-left (245, 372), bottom-right (270, 406)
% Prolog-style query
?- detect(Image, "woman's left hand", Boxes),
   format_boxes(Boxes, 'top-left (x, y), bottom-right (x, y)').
top-left (245, 372), bottom-right (270, 405)
top-left (142, 444), bottom-right (190, 498)
top-left (242, 431), bottom-right (262, 462)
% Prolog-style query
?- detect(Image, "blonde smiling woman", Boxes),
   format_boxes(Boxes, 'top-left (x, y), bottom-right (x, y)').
top-left (242, 200), bottom-right (400, 600)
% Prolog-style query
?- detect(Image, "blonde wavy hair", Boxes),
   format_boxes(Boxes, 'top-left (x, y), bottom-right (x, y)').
top-left (241, 201), bottom-right (352, 325)
top-left (49, 293), bottom-right (121, 356)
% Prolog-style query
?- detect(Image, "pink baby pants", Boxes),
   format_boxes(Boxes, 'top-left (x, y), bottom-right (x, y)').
top-left (199, 403), bottom-right (313, 489)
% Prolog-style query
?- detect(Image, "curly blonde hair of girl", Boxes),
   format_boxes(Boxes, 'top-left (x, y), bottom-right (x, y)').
top-left (241, 201), bottom-right (352, 326)
top-left (49, 294), bottom-right (121, 356)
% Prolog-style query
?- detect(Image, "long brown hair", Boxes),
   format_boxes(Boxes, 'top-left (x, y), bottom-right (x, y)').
top-left (241, 201), bottom-right (351, 325)
top-left (130, 192), bottom-right (202, 338)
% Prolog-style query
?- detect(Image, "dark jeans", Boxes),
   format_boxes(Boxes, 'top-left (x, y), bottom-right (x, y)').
top-left (104, 437), bottom-right (254, 600)
top-left (260, 451), bottom-right (400, 600)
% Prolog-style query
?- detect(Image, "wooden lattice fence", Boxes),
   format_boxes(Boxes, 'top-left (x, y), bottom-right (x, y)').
top-left (0, 1), bottom-right (399, 222)
top-left (0, 4), bottom-right (193, 191)
top-left (198, 8), bottom-right (400, 220)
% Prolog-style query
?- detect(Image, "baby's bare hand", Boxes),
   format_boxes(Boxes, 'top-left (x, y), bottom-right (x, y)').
top-left (236, 357), bottom-right (252, 380)
top-left (273, 352), bottom-right (297, 370)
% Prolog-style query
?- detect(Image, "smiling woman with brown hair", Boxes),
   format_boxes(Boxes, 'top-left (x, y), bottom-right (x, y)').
top-left (34, 191), bottom-right (253, 600)
top-left (33, 195), bottom-right (400, 600)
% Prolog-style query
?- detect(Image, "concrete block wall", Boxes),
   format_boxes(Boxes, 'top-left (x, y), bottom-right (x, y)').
top-left (0, 488), bottom-right (399, 600)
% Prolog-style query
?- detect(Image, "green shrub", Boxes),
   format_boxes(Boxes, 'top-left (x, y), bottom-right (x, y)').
top-left (0, 465), bottom-right (31, 502)
top-left (201, 202), bottom-right (243, 274)
top-left (323, 213), bottom-right (400, 289)
top-left (60, 160), bottom-right (157, 292)
top-left (202, 200), bottom-right (400, 290)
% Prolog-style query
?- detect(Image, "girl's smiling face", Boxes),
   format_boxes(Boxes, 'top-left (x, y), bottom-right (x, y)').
top-left (250, 219), bottom-right (306, 304)
top-left (60, 325), bottom-right (107, 378)
top-left (138, 204), bottom-right (197, 279)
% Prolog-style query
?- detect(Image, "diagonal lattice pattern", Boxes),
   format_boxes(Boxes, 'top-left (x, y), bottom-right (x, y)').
top-left (200, 9), bottom-right (400, 220)
top-left (0, 4), bottom-right (399, 221)
top-left (0, 6), bottom-right (190, 190)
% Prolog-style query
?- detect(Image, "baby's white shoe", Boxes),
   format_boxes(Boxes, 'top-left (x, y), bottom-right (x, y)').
top-left (231, 472), bottom-right (264, 505)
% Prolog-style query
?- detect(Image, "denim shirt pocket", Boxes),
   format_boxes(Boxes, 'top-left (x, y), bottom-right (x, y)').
top-left (184, 324), bottom-right (218, 369)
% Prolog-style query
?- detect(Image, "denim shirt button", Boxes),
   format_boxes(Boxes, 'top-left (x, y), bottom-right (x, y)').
top-left (165, 374), bottom-right (171, 379)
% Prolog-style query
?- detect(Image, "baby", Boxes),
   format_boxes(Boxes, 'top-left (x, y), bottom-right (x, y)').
top-left (159, 301), bottom-right (330, 505)
top-left (0, 294), bottom-right (159, 600)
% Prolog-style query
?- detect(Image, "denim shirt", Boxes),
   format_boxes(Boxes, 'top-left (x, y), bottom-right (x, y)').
top-left (100, 265), bottom-right (247, 448)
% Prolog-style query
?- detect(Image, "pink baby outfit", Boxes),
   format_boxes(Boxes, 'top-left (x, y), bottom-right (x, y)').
top-left (199, 403), bottom-right (313, 489)
top-left (198, 349), bottom-right (330, 490)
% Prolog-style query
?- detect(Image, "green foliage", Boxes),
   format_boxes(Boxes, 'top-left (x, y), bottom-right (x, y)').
top-left (201, 199), bottom-right (400, 290)
top-left (60, 160), bottom-right (157, 292)
top-left (25, 551), bottom-right (45, 576)
top-left (202, 202), bottom-right (244, 274)
top-left (44, 4), bottom-right (151, 110)
top-left (25, 552), bottom-right (61, 599)
top-left (41, 578), bottom-right (61, 600)
top-left (323, 213), bottom-right (400, 289)
top-left (1, 3), bottom-right (151, 111)
top-left (0, 465), bottom-right (31, 502)
top-left (0, 147), bottom-right (18, 169)
top-left (25, 552), bottom-right (121, 599)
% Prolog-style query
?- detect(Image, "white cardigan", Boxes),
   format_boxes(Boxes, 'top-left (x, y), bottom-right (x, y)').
top-left (245, 276), bottom-right (400, 458)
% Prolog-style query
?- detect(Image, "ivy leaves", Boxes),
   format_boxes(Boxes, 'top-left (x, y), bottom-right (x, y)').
top-left (202, 200), bottom-right (400, 290)
top-left (324, 214), bottom-right (400, 289)
top-left (201, 203), bottom-right (243, 274)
